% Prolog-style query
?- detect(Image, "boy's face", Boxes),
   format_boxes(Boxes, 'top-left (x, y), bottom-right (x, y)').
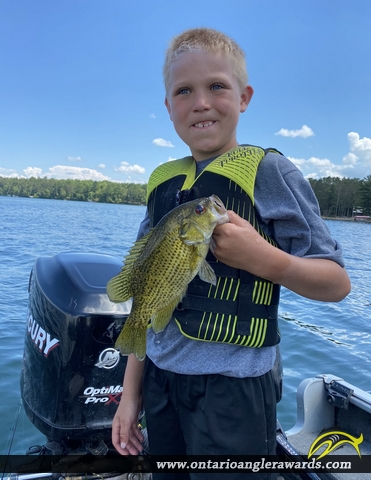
top-left (165, 50), bottom-right (253, 161)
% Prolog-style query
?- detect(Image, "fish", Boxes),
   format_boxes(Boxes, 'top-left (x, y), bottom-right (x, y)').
top-left (106, 194), bottom-right (229, 360)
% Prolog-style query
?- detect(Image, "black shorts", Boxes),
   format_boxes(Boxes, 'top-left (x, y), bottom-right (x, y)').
top-left (143, 357), bottom-right (277, 480)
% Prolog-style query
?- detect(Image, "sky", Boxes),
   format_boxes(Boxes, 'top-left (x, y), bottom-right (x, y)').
top-left (1, 0), bottom-right (370, 184)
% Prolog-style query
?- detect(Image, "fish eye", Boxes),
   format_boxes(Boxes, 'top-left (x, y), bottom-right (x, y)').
top-left (195, 203), bottom-right (206, 215)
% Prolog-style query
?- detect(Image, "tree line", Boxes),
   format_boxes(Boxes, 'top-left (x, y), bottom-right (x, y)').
top-left (1, 175), bottom-right (371, 216)
top-left (0, 177), bottom-right (146, 205)
top-left (308, 175), bottom-right (371, 217)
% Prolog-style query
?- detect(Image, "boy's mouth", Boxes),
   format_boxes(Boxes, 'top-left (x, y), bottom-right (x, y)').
top-left (193, 121), bottom-right (215, 128)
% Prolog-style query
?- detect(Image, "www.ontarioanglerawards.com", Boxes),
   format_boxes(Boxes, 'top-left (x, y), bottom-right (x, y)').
top-left (155, 457), bottom-right (353, 473)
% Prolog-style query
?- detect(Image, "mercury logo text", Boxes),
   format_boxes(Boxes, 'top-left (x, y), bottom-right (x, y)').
top-left (27, 314), bottom-right (60, 357)
top-left (82, 385), bottom-right (123, 405)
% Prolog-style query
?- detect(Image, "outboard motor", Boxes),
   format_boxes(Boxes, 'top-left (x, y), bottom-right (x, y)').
top-left (20, 252), bottom-right (132, 455)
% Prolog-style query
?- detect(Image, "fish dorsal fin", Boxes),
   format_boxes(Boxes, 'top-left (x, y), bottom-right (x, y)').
top-left (198, 259), bottom-right (216, 285)
top-left (107, 229), bottom-right (155, 303)
top-left (125, 228), bottom-right (156, 266)
top-left (106, 266), bottom-right (133, 303)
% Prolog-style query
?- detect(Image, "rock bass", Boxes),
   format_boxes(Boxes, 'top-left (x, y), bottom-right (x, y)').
top-left (106, 194), bottom-right (229, 360)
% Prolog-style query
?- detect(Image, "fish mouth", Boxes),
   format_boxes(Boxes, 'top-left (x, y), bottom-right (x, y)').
top-left (209, 194), bottom-right (229, 222)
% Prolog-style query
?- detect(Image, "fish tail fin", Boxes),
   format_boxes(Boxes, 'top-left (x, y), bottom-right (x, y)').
top-left (115, 315), bottom-right (147, 361)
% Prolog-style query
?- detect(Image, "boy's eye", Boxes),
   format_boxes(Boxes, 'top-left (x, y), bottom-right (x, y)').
top-left (177, 87), bottom-right (190, 95)
top-left (211, 84), bottom-right (224, 91)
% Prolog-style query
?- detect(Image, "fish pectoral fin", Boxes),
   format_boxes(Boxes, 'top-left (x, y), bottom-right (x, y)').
top-left (198, 260), bottom-right (217, 285)
top-left (151, 299), bottom-right (180, 333)
top-left (106, 269), bottom-right (132, 303)
top-left (115, 315), bottom-right (147, 361)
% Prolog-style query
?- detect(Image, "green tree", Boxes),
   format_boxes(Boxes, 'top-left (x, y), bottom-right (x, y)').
top-left (359, 176), bottom-right (371, 215)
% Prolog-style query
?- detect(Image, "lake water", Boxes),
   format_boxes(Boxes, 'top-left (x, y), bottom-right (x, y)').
top-left (1, 196), bottom-right (370, 455)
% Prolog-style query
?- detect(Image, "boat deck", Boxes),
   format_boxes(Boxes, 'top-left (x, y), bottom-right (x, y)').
top-left (283, 375), bottom-right (371, 479)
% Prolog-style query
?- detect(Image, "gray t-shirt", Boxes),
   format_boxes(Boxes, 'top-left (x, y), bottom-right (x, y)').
top-left (136, 151), bottom-right (344, 378)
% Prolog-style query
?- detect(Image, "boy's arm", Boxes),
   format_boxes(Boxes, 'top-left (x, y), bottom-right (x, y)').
top-left (211, 211), bottom-right (351, 302)
top-left (112, 354), bottom-right (145, 455)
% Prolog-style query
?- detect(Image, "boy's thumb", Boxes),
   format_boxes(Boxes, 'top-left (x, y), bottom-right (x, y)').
top-left (227, 210), bottom-right (245, 226)
top-left (120, 432), bottom-right (129, 449)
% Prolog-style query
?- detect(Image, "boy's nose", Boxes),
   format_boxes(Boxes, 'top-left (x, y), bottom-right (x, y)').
top-left (192, 91), bottom-right (211, 111)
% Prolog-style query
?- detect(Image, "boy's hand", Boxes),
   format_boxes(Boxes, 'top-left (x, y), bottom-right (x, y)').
top-left (210, 211), bottom-right (351, 302)
top-left (112, 393), bottom-right (144, 455)
top-left (210, 210), bottom-right (276, 277)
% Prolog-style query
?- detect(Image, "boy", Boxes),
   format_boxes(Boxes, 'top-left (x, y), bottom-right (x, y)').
top-left (111, 28), bottom-right (350, 477)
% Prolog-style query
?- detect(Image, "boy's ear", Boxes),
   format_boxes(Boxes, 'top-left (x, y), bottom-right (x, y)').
top-left (165, 97), bottom-right (173, 121)
top-left (240, 85), bottom-right (254, 113)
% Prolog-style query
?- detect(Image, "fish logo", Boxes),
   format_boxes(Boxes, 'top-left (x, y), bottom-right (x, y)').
top-left (308, 430), bottom-right (363, 459)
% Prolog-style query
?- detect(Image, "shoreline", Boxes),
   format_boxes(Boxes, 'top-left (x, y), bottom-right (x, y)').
top-left (322, 216), bottom-right (354, 222)
top-left (322, 216), bottom-right (371, 223)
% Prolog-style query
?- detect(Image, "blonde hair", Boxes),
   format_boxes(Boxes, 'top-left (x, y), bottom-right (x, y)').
top-left (163, 27), bottom-right (248, 94)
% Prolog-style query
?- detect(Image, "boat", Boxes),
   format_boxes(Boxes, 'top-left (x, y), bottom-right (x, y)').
top-left (4, 252), bottom-right (371, 479)
top-left (353, 215), bottom-right (371, 223)
top-left (277, 374), bottom-right (371, 478)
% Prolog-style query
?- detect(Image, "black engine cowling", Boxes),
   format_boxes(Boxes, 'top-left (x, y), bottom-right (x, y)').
top-left (20, 252), bottom-right (130, 447)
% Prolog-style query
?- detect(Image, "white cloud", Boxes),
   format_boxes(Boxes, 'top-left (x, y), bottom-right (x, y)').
top-left (116, 161), bottom-right (146, 175)
top-left (337, 132), bottom-right (371, 179)
top-left (275, 125), bottom-right (314, 138)
top-left (23, 167), bottom-right (42, 177)
top-left (1, 163), bottom-right (147, 182)
top-left (167, 157), bottom-right (177, 162)
top-left (149, 113), bottom-right (156, 119)
top-left (286, 132), bottom-right (371, 179)
top-left (1, 165), bottom-right (110, 180)
top-left (342, 153), bottom-right (358, 166)
top-left (67, 156), bottom-right (83, 162)
top-left (304, 172), bottom-right (319, 179)
top-left (346, 132), bottom-right (371, 162)
top-left (98, 163), bottom-right (106, 169)
top-left (0, 167), bottom-right (19, 178)
top-left (288, 157), bottom-right (306, 167)
top-left (120, 176), bottom-right (146, 184)
top-left (152, 138), bottom-right (175, 147)
top-left (46, 165), bottom-right (110, 181)
top-left (288, 156), bottom-right (346, 179)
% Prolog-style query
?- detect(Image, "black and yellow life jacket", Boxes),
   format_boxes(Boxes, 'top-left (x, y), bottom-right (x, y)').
top-left (146, 145), bottom-right (282, 347)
